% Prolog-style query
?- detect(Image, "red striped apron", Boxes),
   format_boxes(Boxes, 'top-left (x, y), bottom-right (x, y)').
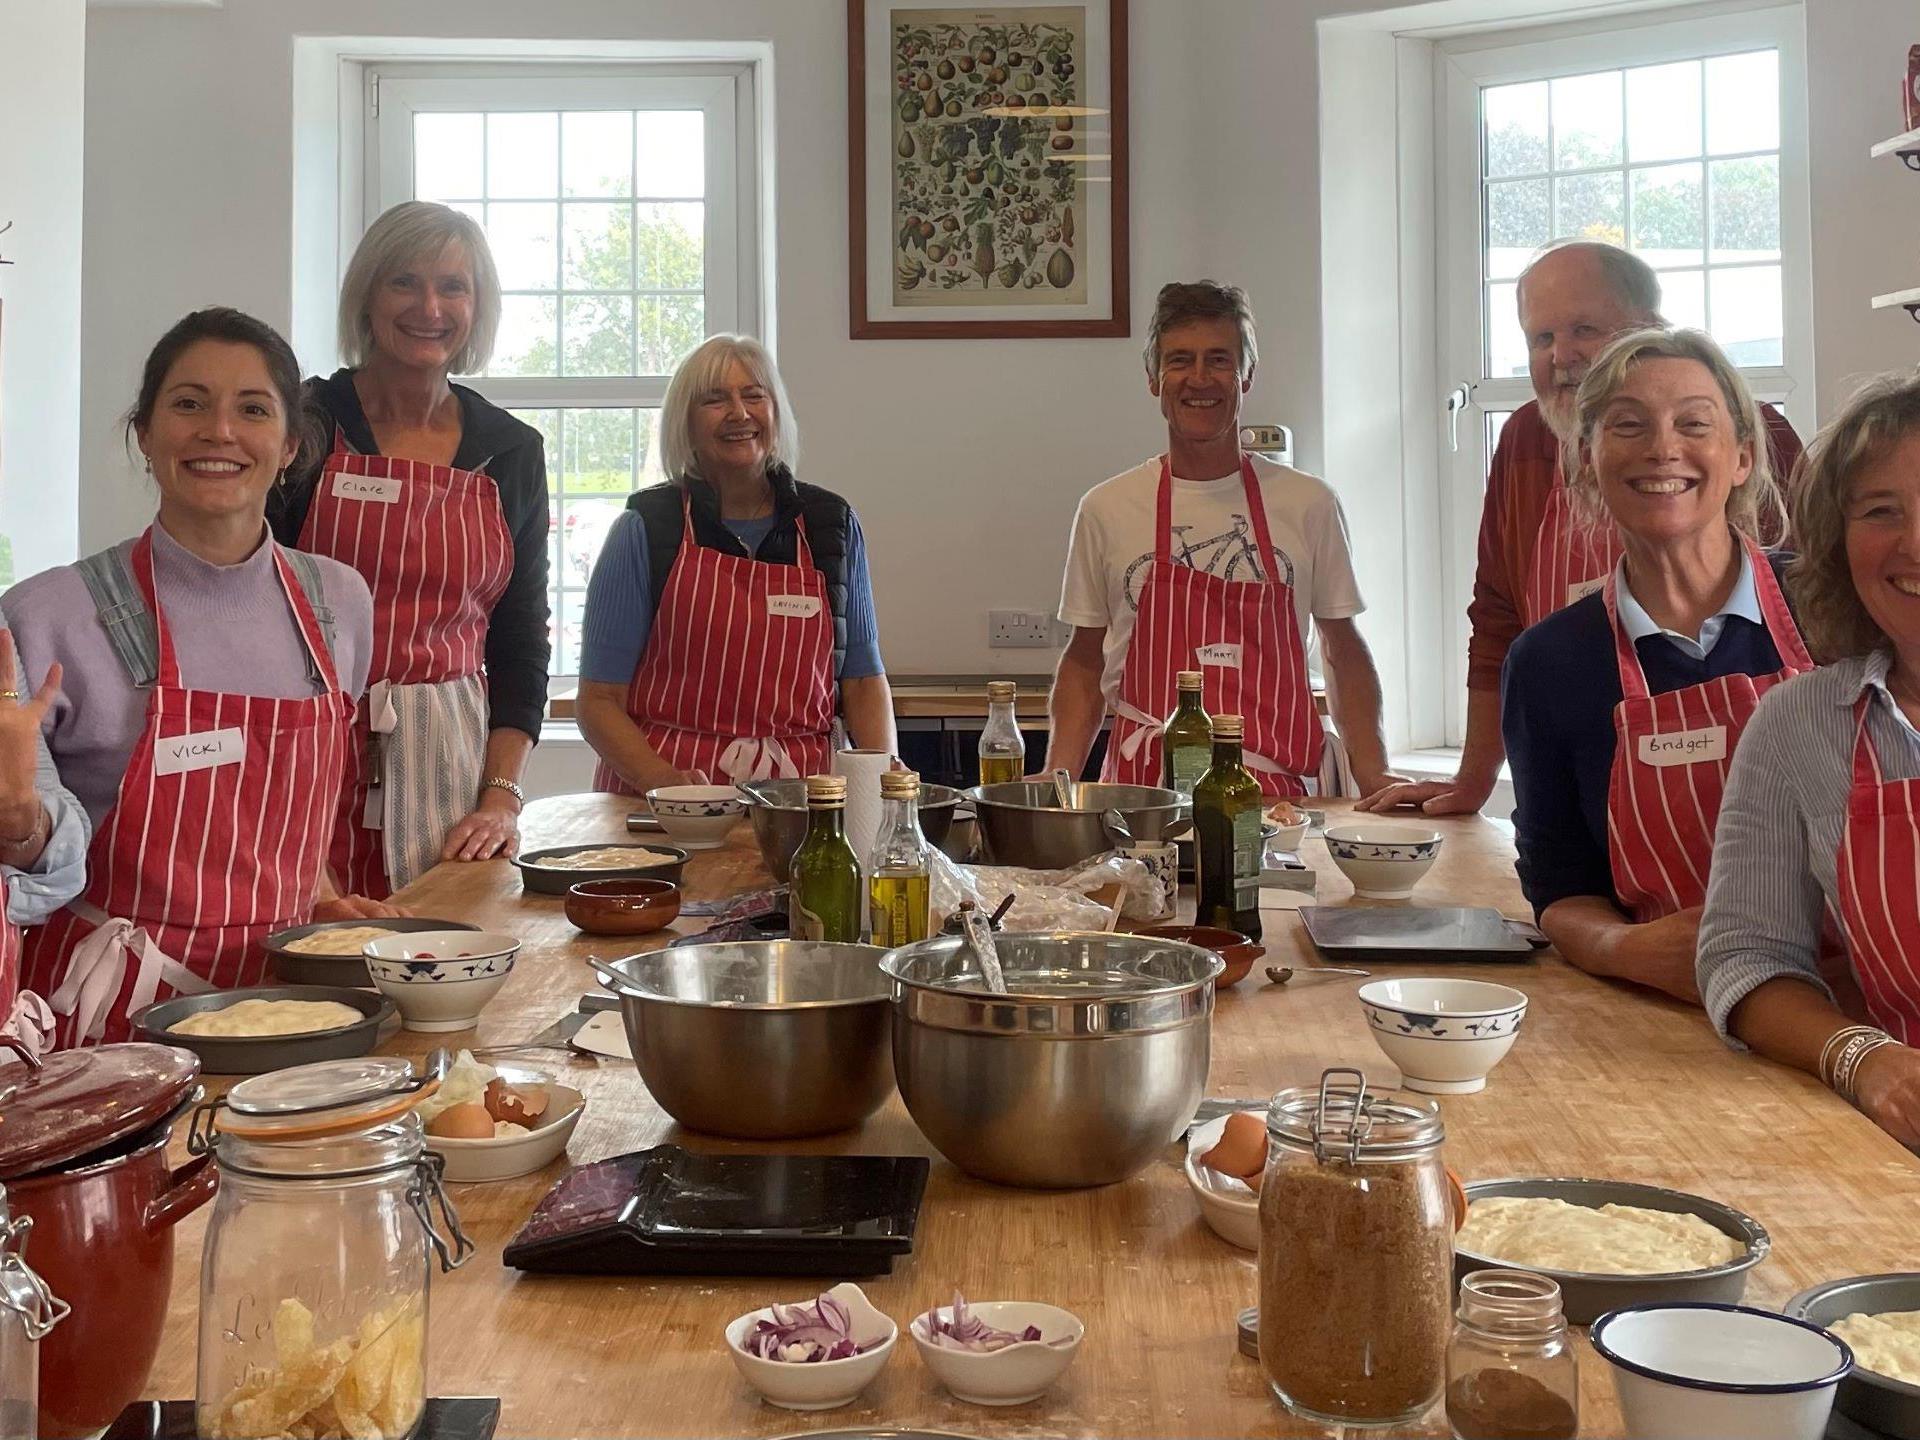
top-left (593, 492), bottom-right (835, 793)
top-left (1100, 456), bottom-right (1321, 798)
top-left (297, 426), bottom-right (513, 897)
top-left (1602, 540), bottom-right (1812, 922)
top-left (0, 894), bottom-right (17, 1035)
top-left (1833, 692), bottom-right (1920, 1044)
top-left (1523, 485), bottom-right (1625, 629)
top-left (18, 530), bottom-right (353, 1047)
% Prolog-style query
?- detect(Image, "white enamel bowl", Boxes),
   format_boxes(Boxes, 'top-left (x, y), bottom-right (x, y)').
top-left (363, 930), bottom-right (519, 1033)
top-left (1323, 822), bottom-right (1444, 899)
top-left (909, 1301), bottom-right (1085, 1405)
top-left (724, 1282), bottom-right (897, 1410)
top-left (1591, 1303), bottom-right (1852, 1440)
top-left (1183, 1115), bottom-right (1260, 1251)
top-left (423, 1070), bottom-right (586, 1183)
top-left (645, 784), bottom-right (746, 850)
top-left (1357, 977), bottom-right (1528, 1094)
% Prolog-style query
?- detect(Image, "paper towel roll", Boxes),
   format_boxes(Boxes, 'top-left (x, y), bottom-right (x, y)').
top-left (831, 748), bottom-right (894, 871)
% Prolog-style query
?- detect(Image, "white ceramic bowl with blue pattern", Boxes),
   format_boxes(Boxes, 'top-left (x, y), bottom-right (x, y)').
top-left (362, 930), bottom-right (520, 1033)
top-left (1357, 976), bottom-right (1527, 1094)
top-left (1323, 822), bottom-right (1444, 899)
top-left (646, 784), bottom-right (747, 849)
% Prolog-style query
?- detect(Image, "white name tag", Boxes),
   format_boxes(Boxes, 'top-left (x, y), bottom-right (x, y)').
top-left (1197, 643), bottom-right (1242, 668)
top-left (155, 727), bottom-right (246, 776)
top-left (767, 594), bottom-right (822, 619)
top-left (331, 472), bottom-right (400, 504)
top-left (1637, 724), bottom-right (1728, 767)
top-left (1567, 576), bottom-right (1607, 605)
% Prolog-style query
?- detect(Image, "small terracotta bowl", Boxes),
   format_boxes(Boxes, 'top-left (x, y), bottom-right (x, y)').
top-left (565, 878), bottom-right (682, 936)
top-left (1136, 924), bottom-right (1266, 988)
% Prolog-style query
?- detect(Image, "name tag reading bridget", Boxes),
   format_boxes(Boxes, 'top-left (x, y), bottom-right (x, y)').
top-left (1636, 725), bottom-right (1728, 767)
top-left (155, 727), bottom-right (247, 776)
top-left (330, 472), bottom-right (401, 504)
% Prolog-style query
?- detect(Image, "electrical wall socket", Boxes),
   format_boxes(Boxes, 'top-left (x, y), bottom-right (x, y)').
top-left (989, 610), bottom-right (1057, 648)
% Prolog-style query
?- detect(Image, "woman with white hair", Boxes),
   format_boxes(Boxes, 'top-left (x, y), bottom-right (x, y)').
top-left (578, 334), bottom-right (895, 790)
top-left (269, 201), bottom-right (551, 896)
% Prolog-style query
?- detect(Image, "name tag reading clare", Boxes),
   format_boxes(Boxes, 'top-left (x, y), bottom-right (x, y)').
top-left (330, 472), bottom-right (401, 504)
top-left (155, 727), bottom-right (247, 776)
top-left (1567, 576), bottom-right (1607, 605)
top-left (1197, 643), bottom-right (1242, 668)
top-left (767, 594), bottom-right (823, 619)
top-left (1636, 724), bottom-right (1728, 767)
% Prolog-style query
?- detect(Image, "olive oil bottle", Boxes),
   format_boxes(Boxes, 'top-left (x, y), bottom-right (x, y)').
top-left (1193, 714), bottom-right (1263, 939)
top-left (789, 775), bottom-right (863, 942)
top-left (1162, 670), bottom-right (1213, 797)
top-left (978, 680), bottom-right (1026, 786)
top-left (868, 769), bottom-right (932, 948)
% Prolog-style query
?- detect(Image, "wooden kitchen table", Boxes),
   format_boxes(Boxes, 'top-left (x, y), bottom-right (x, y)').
top-left (137, 795), bottom-right (1920, 1437)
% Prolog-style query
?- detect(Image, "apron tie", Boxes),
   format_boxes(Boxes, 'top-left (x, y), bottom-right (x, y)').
top-left (0, 991), bottom-right (54, 1065)
top-left (718, 737), bottom-right (802, 784)
top-left (50, 903), bottom-right (211, 1044)
top-left (362, 679), bottom-right (399, 829)
top-left (1112, 700), bottom-right (1161, 764)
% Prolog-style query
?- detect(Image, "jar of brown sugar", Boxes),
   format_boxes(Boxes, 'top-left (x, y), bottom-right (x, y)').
top-left (1257, 1068), bottom-right (1453, 1428)
top-left (1445, 1270), bottom-right (1578, 1440)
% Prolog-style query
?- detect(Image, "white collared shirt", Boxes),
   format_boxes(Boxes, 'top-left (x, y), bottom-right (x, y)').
top-left (1611, 546), bottom-right (1763, 661)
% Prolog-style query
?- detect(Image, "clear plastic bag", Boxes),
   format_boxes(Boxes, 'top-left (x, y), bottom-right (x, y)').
top-left (928, 848), bottom-right (1157, 932)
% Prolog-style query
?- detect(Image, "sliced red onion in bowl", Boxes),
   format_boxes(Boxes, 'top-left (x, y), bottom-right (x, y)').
top-left (916, 1292), bottom-right (1075, 1352)
top-left (743, 1292), bottom-right (876, 1363)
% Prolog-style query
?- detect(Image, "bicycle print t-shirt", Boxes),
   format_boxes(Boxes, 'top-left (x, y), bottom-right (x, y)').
top-left (1056, 453), bottom-right (1366, 709)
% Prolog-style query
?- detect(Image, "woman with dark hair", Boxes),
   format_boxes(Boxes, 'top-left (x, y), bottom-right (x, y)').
top-left (2, 307), bottom-right (383, 1047)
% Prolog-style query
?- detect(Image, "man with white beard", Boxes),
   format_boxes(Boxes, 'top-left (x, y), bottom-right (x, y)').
top-left (1359, 239), bottom-right (1803, 817)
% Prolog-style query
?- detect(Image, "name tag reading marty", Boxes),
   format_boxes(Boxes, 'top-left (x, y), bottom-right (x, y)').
top-left (330, 473), bottom-right (401, 504)
top-left (1567, 576), bottom-right (1607, 605)
top-left (1197, 643), bottom-right (1242, 668)
top-left (155, 727), bottom-right (247, 776)
top-left (767, 594), bottom-right (823, 619)
top-left (1637, 725), bottom-right (1728, 767)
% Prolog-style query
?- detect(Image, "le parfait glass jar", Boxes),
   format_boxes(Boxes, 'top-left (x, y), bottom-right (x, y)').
top-left (1257, 1068), bottom-right (1454, 1428)
top-left (1445, 1270), bottom-right (1578, 1440)
top-left (190, 1059), bottom-right (473, 1440)
top-left (0, 1185), bottom-right (67, 1440)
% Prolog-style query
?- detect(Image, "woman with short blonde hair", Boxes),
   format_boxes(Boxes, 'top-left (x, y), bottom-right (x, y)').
top-left (270, 200), bottom-right (551, 899)
top-left (1699, 370), bottom-right (1920, 1148)
top-left (1502, 326), bottom-right (1814, 1002)
top-left (577, 334), bottom-right (896, 792)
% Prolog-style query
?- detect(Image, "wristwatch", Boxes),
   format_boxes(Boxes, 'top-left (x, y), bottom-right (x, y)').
top-left (480, 777), bottom-right (526, 807)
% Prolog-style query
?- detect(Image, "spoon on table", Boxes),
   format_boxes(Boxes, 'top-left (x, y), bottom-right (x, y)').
top-left (1264, 964), bottom-right (1371, 986)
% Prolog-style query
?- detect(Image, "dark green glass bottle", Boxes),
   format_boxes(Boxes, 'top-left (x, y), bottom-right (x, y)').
top-left (789, 775), bottom-right (863, 942)
top-left (1193, 714), bottom-right (1263, 939)
top-left (1163, 670), bottom-right (1213, 797)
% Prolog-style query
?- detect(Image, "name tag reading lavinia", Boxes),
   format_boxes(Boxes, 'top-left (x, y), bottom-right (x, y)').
top-left (1636, 725), bottom-right (1728, 767)
top-left (155, 727), bottom-right (247, 775)
top-left (330, 472), bottom-right (401, 504)
top-left (1197, 643), bottom-right (1243, 668)
top-left (767, 594), bottom-right (823, 619)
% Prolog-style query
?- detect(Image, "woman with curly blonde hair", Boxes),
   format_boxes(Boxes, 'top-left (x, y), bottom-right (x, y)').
top-left (1699, 370), bottom-right (1920, 1148)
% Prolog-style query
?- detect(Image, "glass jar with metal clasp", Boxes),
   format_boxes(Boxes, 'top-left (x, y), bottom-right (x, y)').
top-left (0, 1183), bottom-right (68, 1440)
top-left (189, 1058), bottom-right (473, 1440)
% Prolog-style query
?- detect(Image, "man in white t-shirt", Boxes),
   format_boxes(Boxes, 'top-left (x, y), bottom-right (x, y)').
top-left (1043, 280), bottom-right (1403, 797)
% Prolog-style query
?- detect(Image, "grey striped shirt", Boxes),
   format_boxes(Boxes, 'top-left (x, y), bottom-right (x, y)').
top-left (1697, 650), bottom-right (1920, 1043)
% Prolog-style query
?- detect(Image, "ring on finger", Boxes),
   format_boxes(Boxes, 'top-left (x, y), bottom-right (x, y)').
top-left (0, 690), bottom-right (19, 701)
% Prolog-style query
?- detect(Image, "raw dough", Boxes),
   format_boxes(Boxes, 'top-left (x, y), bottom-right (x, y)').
top-left (169, 998), bottom-right (363, 1038)
top-left (281, 925), bottom-right (396, 955)
top-left (540, 846), bottom-right (678, 870)
top-left (1456, 1196), bottom-right (1744, 1275)
top-left (1831, 1310), bottom-right (1920, 1384)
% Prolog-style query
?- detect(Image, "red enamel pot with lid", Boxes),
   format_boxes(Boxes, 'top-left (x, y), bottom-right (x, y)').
top-left (0, 1042), bottom-right (212, 1437)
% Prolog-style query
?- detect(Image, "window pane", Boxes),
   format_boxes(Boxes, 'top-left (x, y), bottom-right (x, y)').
top-left (511, 409), bottom-right (562, 492)
top-left (1661, 269), bottom-right (1707, 330)
top-left (563, 498), bottom-right (625, 588)
top-left (636, 111), bottom-right (706, 198)
top-left (637, 202), bottom-right (705, 289)
top-left (1485, 410), bottom-right (1514, 473)
top-left (486, 202), bottom-right (558, 292)
top-left (551, 605), bottom-right (583, 679)
top-left (1552, 71), bottom-right (1623, 170)
top-left (1487, 280), bottom-right (1526, 379)
top-left (562, 295), bottom-right (635, 376)
top-left (491, 295), bottom-right (557, 377)
top-left (562, 408), bottom-right (636, 496)
top-left (562, 111), bottom-right (633, 198)
top-left (1629, 163), bottom-right (1703, 267)
top-left (1709, 265), bottom-right (1783, 366)
top-left (1706, 51), bottom-right (1778, 155)
top-left (639, 294), bottom-right (706, 376)
top-left (1626, 62), bottom-right (1702, 164)
top-left (564, 203), bottom-right (633, 290)
top-left (1554, 171), bottom-right (1624, 247)
top-left (1487, 179), bottom-right (1548, 280)
top-left (415, 113), bottom-right (483, 200)
top-left (1484, 81), bottom-right (1548, 177)
top-left (1710, 155), bottom-right (1781, 263)
top-left (487, 112), bottom-right (558, 199)
top-left (636, 408), bottom-right (669, 487)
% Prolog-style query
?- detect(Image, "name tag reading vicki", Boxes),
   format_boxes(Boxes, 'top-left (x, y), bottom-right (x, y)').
top-left (1197, 643), bottom-right (1242, 668)
top-left (330, 473), bottom-right (401, 504)
top-left (155, 727), bottom-right (247, 776)
top-left (1636, 725), bottom-right (1728, 767)
top-left (767, 594), bottom-right (823, 619)
top-left (1567, 576), bottom-right (1607, 605)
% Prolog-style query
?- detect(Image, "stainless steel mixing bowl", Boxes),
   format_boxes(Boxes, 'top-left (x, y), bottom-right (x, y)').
top-left (965, 782), bottom-right (1189, 870)
top-left (595, 941), bottom-right (894, 1139)
top-left (880, 931), bottom-right (1223, 1189)
top-left (740, 778), bottom-right (965, 882)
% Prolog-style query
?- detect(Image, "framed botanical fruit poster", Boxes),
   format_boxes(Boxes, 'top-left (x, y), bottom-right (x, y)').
top-left (848, 0), bottom-right (1130, 338)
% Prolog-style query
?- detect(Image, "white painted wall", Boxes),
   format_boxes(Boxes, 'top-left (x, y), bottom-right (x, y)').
top-left (0, 0), bottom-right (85, 583)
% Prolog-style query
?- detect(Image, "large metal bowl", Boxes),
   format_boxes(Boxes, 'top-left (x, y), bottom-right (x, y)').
top-left (880, 931), bottom-right (1223, 1189)
top-left (596, 941), bottom-right (894, 1139)
top-left (1786, 1273), bottom-right (1920, 1439)
top-left (965, 782), bottom-right (1188, 870)
top-left (741, 779), bottom-right (965, 882)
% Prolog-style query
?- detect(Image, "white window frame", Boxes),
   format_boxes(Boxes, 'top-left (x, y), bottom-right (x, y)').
top-left (1431, 5), bottom-right (1812, 746)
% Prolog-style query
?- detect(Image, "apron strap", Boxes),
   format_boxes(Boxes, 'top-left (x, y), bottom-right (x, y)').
top-left (1600, 564), bottom-right (1652, 704)
top-left (1235, 455), bottom-right (1286, 588)
top-left (1852, 692), bottom-right (1884, 790)
top-left (127, 532), bottom-right (184, 691)
top-left (1747, 539), bottom-right (1815, 672)
top-left (48, 902), bottom-right (211, 1044)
